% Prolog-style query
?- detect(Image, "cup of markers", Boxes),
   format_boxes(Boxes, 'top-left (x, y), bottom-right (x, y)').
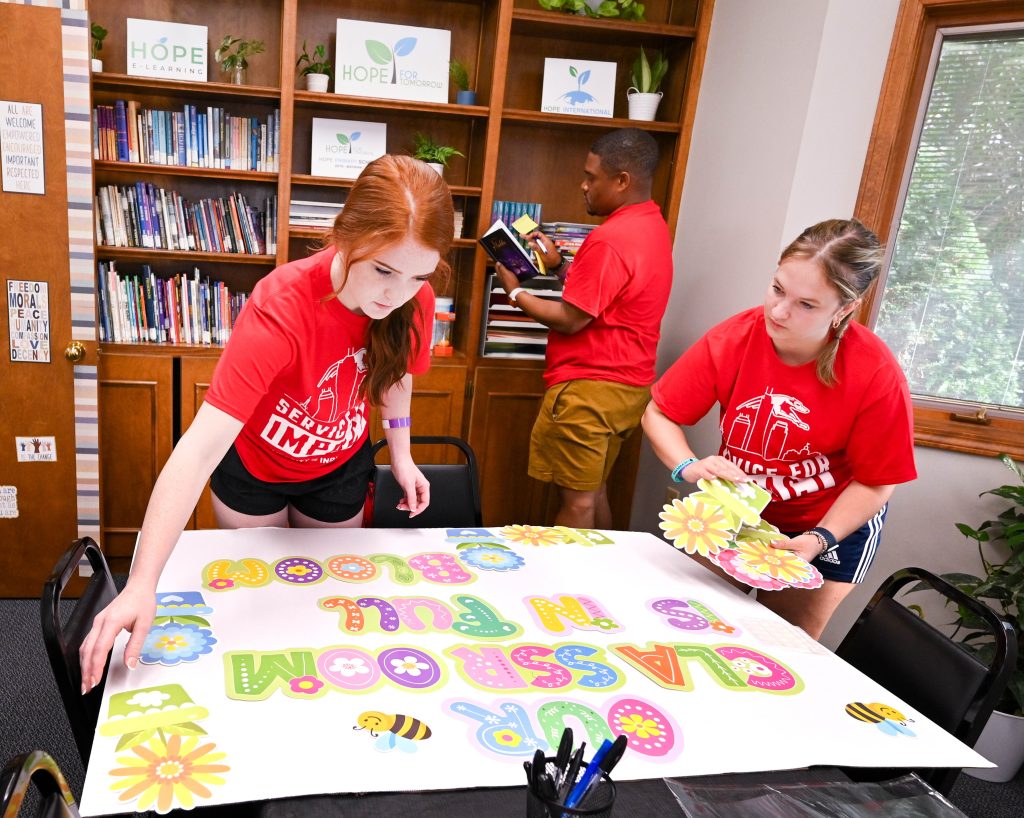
top-left (524, 732), bottom-right (625, 817)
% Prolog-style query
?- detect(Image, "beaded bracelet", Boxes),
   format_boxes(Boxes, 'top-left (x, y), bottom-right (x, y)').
top-left (671, 457), bottom-right (700, 483)
top-left (802, 526), bottom-right (838, 555)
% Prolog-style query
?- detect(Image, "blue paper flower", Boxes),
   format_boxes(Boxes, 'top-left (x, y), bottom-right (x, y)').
top-left (140, 622), bottom-right (217, 666)
top-left (458, 545), bottom-right (525, 572)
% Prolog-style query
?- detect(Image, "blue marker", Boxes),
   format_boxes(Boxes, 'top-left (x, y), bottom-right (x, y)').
top-left (563, 738), bottom-right (614, 811)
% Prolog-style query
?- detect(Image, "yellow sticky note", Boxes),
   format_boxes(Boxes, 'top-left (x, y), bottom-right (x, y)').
top-left (511, 214), bottom-right (539, 235)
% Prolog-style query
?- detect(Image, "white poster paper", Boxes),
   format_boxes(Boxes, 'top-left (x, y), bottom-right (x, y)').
top-left (310, 118), bottom-right (387, 180)
top-left (0, 486), bottom-right (17, 519)
top-left (335, 19), bottom-right (450, 103)
top-left (7, 280), bottom-right (50, 362)
top-left (16, 436), bottom-right (56, 462)
top-left (126, 18), bottom-right (208, 82)
top-left (80, 527), bottom-right (988, 815)
top-left (541, 58), bottom-right (617, 118)
top-left (0, 101), bottom-right (44, 194)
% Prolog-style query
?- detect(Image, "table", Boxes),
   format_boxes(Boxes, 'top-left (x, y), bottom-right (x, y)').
top-left (79, 526), bottom-right (987, 816)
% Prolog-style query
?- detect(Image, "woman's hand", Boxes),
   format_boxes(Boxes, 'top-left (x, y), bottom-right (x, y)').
top-left (79, 582), bottom-right (157, 692)
top-left (770, 533), bottom-right (821, 564)
top-left (390, 457), bottom-right (430, 517)
top-left (681, 455), bottom-right (749, 483)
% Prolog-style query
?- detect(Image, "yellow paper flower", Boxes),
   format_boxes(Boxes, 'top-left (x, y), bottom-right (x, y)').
top-left (618, 713), bottom-right (662, 739)
top-left (731, 539), bottom-right (814, 584)
top-left (109, 734), bottom-right (229, 813)
top-left (499, 524), bottom-right (562, 547)
top-left (658, 497), bottom-right (733, 556)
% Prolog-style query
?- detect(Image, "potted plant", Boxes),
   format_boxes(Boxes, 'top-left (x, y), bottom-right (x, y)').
top-left (536, 0), bottom-right (646, 22)
top-left (90, 22), bottom-right (108, 74)
top-left (627, 46), bottom-right (668, 121)
top-left (215, 35), bottom-right (265, 85)
top-left (932, 454), bottom-right (1024, 781)
top-left (296, 40), bottom-right (333, 93)
top-left (450, 58), bottom-right (476, 106)
top-left (412, 133), bottom-right (464, 177)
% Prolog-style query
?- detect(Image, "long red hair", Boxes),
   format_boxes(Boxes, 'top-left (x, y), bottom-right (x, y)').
top-left (328, 155), bottom-right (454, 405)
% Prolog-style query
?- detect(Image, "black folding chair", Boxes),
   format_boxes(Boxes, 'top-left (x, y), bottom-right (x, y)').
top-left (369, 436), bottom-right (482, 528)
top-left (836, 566), bottom-right (1017, 794)
top-left (40, 538), bottom-right (117, 769)
top-left (0, 751), bottom-right (78, 818)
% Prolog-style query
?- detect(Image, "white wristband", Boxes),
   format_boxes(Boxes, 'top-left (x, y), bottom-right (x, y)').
top-left (508, 287), bottom-right (525, 306)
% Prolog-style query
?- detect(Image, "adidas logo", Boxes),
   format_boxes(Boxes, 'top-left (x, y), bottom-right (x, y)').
top-left (819, 547), bottom-right (841, 565)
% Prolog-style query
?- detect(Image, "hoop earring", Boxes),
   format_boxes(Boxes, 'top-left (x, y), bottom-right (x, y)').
top-left (832, 315), bottom-right (843, 330)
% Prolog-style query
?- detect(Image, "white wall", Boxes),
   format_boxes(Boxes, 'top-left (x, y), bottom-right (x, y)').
top-left (629, 0), bottom-right (1013, 647)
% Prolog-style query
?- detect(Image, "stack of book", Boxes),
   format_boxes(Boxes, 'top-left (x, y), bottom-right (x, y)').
top-left (92, 100), bottom-right (280, 172)
top-left (453, 208), bottom-right (464, 239)
top-left (491, 200), bottom-right (542, 250)
top-left (481, 272), bottom-right (564, 359)
top-left (95, 184), bottom-right (277, 255)
top-left (97, 262), bottom-right (248, 346)
top-left (541, 221), bottom-right (596, 269)
top-left (289, 199), bottom-right (343, 229)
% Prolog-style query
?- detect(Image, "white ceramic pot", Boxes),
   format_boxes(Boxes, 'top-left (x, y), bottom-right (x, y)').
top-left (91, 58), bottom-right (103, 73)
top-left (427, 162), bottom-right (444, 177)
top-left (627, 88), bottom-right (663, 121)
top-left (965, 709), bottom-right (1024, 782)
top-left (306, 73), bottom-right (329, 93)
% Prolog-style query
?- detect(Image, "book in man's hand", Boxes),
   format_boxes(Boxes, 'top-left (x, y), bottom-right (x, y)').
top-left (478, 219), bottom-right (539, 282)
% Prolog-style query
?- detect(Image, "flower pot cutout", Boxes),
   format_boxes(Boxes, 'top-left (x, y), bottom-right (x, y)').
top-left (456, 90), bottom-right (477, 105)
top-left (426, 162), bottom-right (445, 177)
top-left (91, 58), bottom-right (103, 73)
top-left (230, 66), bottom-right (246, 85)
top-left (627, 88), bottom-right (663, 121)
top-left (306, 73), bottom-right (329, 93)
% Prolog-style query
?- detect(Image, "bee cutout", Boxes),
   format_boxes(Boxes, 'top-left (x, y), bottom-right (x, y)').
top-left (845, 701), bottom-right (916, 737)
top-left (354, 710), bottom-right (432, 753)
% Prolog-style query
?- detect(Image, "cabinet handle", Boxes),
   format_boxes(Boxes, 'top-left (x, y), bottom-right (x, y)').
top-left (64, 341), bottom-right (86, 363)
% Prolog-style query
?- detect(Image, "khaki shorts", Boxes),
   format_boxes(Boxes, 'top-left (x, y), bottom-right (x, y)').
top-left (528, 379), bottom-right (651, 492)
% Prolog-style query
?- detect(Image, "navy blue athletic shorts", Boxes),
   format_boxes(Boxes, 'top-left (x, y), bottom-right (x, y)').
top-left (210, 438), bottom-right (373, 523)
top-left (783, 504), bottom-right (888, 584)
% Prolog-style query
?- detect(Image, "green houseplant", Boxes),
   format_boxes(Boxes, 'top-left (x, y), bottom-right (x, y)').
top-left (412, 133), bottom-right (464, 176)
top-left (296, 40), bottom-right (333, 92)
top-left (537, 0), bottom-right (645, 22)
top-left (90, 22), bottom-right (108, 72)
top-left (927, 454), bottom-right (1024, 781)
top-left (450, 58), bottom-right (476, 105)
top-left (215, 35), bottom-right (265, 85)
top-left (939, 454), bottom-right (1024, 714)
top-left (627, 46), bottom-right (668, 121)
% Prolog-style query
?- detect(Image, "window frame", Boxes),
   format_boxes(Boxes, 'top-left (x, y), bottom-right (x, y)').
top-left (855, 0), bottom-right (1024, 460)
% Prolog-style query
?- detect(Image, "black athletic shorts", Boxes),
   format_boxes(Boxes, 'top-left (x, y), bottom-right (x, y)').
top-left (210, 438), bottom-right (374, 523)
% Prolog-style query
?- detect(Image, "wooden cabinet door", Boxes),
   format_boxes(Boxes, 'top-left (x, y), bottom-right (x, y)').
top-left (468, 366), bottom-right (642, 528)
top-left (180, 356), bottom-right (220, 530)
top-left (98, 352), bottom-right (173, 573)
top-left (369, 362), bottom-right (467, 465)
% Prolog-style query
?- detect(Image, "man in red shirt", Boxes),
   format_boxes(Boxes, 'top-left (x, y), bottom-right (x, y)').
top-left (494, 129), bottom-right (673, 528)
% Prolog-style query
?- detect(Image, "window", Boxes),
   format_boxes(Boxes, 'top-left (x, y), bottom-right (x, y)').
top-left (856, 0), bottom-right (1024, 459)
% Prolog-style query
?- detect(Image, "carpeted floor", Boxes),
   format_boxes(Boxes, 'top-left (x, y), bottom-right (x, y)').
top-left (2, 595), bottom-right (1022, 817)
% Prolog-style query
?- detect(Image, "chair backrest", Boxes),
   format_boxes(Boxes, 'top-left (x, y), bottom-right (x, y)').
top-left (0, 751), bottom-right (79, 818)
top-left (836, 566), bottom-right (1017, 793)
top-left (40, 538), bottom-right (117, 769)
top-left (370, 436), bottom-right (482, 528)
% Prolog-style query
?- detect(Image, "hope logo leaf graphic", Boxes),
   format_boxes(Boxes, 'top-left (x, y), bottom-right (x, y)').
top-left (393, 37), bottom-right (417, 57)
top-left (366, 40), bottom-right (392, 65)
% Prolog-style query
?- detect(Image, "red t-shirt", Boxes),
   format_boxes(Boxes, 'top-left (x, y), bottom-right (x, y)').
top-left (651, 307), bottom-right (917, 531)
top-left (544, 199), bottom-right (673, 388)
top-left (204, 247), bottom-right (434, 482)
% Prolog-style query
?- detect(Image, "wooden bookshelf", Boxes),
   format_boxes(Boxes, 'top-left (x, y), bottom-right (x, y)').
top-left (87, 0), bottom-right (715, 537)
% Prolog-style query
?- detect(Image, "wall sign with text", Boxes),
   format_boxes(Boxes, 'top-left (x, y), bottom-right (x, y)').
top-left (541, 58), bottom-right (616, 118)
top-left (0, 101), bottom-right (44, 194)
top-left (310, 118), bottom-right (387, 180)
top-left (335, 19), bottom-right (449, 104)
top-left (126, 18), bottom-right (208, 82)
top-left (8, 280), bottom-right (50, 363)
